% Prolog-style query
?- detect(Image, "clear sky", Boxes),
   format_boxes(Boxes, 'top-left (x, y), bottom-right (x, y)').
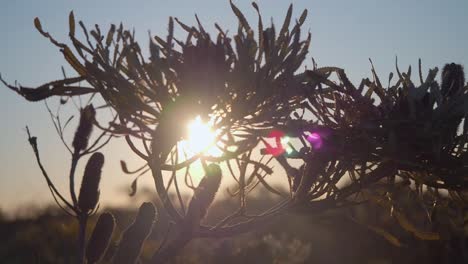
top-left (1, 0), bottom-right (467, 216)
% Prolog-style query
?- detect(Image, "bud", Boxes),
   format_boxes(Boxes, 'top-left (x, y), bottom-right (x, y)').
top-left (441, 63), bottom-right (465, 99)
top-left (86, 212), bottom-right (115, 264)
top-left (186, 164), bottom-right (222, 229)
top-left (72, 104), bottom-right (96, 152)
top-left (112, 202), bottom-right (156, 264)
top-left (78, 152), bottom-right (104, 213)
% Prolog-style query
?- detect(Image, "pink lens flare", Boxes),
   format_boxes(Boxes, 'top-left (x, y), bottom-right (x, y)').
top-left (263, 130), bottom-right (287, 156)
top-left (307, 132), bottom-right (323, 149)
top-left (307, 132), bottom-right (320, 141)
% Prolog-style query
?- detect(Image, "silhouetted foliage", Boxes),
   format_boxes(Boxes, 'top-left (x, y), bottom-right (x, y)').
top-left (2, 1), bottom-right (467, 263)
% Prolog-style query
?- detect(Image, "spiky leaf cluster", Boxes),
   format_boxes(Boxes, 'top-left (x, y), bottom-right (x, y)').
top-left (3, 2), bottom-right (311, 157)
top-left (3, 1), bottom-right (468, 255)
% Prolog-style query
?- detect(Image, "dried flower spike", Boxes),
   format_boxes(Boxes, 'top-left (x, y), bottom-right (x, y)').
top-left (86, 212), bottom-right (115, 264)
top-left (78, 152), bottom-right (104, 213)
top-left (441, 63), bottom-right (465, 99)
top-left (112, 202), bottom-right (156, 264)
top-left (72, 104), bottom-right (96, 152)
top-left (186, 163), bottom-right (222, 228)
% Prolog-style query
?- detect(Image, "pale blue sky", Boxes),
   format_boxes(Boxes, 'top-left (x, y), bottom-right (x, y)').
top-left (1, 0), bottom-right (467, 215)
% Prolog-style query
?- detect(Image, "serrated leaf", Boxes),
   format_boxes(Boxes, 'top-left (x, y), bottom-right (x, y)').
top-left (365, 85), bottom-right (375, 99)
top-left (69, 11), bottom-right (75, 36)
top-left (230, 0), bottom-right (251, 32)
top-left (154, 35), bottom-right (169, 50)
top-left (167, 16), bottom-right (174, 51)
top-left (175, 17), bottom-right (196, 35)
top-left (279, 4), bottom-right (293, 38)
top-left (298, 9), bottom-right (308, 25)
top-left (289, 32), bottom-right (310, 73)
top-left (424, 67), bottom-right (438, 84)
top-left (194, 14), bottom-right (206, 35)
top-left (252, 2), bottom-right (264, 64)
top-left (62, 47), bottom-right (87, 76)
top-left (90, 30), bottom-right (101, 42)
top-left (149, 37), bottom-right (160, 61)
top-left (105, 24), bottom-right (116, 47)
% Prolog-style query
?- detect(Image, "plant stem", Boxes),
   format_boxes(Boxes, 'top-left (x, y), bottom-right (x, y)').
top-left (78, 214), bottom-right (88, 264)
top-left (69, 152), bottom-right (79, 206)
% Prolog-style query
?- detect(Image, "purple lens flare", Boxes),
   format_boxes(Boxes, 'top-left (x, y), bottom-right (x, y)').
top-left (306, 132), bottom-right (323, 149)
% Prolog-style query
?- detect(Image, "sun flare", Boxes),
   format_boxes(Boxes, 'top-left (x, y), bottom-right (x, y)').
top-left (179, 116), bottom-right (222, 157)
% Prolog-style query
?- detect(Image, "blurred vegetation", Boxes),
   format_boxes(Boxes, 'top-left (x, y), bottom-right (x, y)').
top-left (1, 189), bottom-right (466, 264)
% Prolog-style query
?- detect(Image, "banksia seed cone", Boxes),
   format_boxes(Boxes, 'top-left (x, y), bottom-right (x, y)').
top-left (86, 212), bottom-right (115, 264)
top-left (78, 152), bottom-right (104, 213)
top-left (72, 104), bottom-right (96, 152)
top-left (441, 63), bottom-right (465, 99)
top-left (112, 202), bottom-right (156, 264)
top-left (186, 164), bottom-right (222, 229)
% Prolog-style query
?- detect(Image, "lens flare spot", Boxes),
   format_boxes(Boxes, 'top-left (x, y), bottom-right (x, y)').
top-left (280, 136), bottom-right (290, 145)
top-left (263, 130), bottom-right (289, 156)
top-left (307, 132), bottom-right (323, 149)
top-left (182, 116), bottom-right (222, 157)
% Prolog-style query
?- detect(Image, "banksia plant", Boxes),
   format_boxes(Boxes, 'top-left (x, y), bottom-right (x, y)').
top-left (5, 1), bottom-right (468, 263)
top-left (86, 212), bottom-right (115, 264)
top-left (186, 164), bottom-right (222, 229)
top-left (72, 104), bottom-right (96, 152)
top-left (112, 202), bottom-right (156, 264)
top-left (78, 152), bottom-right (104, 214)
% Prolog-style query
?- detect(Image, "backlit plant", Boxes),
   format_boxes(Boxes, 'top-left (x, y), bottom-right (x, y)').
top-left (2, 1), bottom-right (467, 263)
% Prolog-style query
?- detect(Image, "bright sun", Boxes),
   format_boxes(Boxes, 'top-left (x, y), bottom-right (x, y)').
top-left (179, 116), bottom-right (222, 157)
